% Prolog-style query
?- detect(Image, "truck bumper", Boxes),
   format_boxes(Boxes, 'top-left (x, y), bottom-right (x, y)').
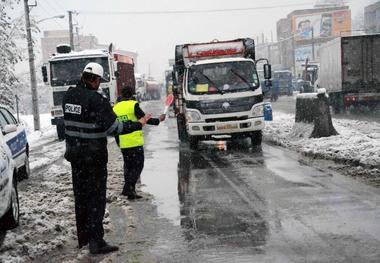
top-left (344, 93), bottom-right (380, 107)
top-left (187, 117), bottom-right (264, 137)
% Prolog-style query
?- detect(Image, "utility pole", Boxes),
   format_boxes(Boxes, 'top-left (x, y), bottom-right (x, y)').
top-left (23, 0), bottom-right (40, 131)
top-left (68, 10), bottom-right (74, 50)
top-left (311, 27), bottom-right (315, 61)
top-left (76, 26), bottom-right (80, 50)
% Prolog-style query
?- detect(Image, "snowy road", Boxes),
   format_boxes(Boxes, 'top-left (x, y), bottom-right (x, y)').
top-left (1, 100), bottom-right (380, 262)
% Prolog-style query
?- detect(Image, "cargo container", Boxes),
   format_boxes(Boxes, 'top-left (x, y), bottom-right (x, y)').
top-left (113, 52), bottom-right (136, 99)
top-left (318, 34), bottom-right (380, 111)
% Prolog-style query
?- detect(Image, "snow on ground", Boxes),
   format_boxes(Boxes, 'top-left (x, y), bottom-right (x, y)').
top-left (264, 112), bottom-right (380, 173)
top-left (19, 113), bottom-right (56, 147)
top-left (0, 113), bottom-right (135, 262)
top-left (0, 113), bottom-right (75, 262)
top-left (19, 113), bottom-right (66, 171)
top-left (0, 160), bottom-right (76, 262)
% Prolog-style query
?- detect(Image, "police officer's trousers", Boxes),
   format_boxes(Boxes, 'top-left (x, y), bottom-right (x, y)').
top-left (121, 146), bottom-right (144, 194)
top-left (71, 162), bottom-right (107, 247)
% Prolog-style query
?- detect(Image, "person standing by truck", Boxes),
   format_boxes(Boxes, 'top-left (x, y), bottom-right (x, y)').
top-left (63, 63), bottom-right (151, 254)
top-left (113, 85), bottom-right (166, 200)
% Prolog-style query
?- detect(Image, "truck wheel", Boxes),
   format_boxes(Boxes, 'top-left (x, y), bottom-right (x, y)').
top-left (1, 174), bottom-right (20, 230)
top-left (250, 131), bottom-right (262, 146)
top-left (57, 123), bottom-right (65, 141)
top-left (189, 136), bottom-right (198, 150)
top-left (177, 115), bottom-right (188, 142)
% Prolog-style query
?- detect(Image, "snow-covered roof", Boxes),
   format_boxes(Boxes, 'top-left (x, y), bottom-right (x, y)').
top-left (49, 49), bottom-right (110, 61)
top-left (189, 57), bottom-right (253, 67)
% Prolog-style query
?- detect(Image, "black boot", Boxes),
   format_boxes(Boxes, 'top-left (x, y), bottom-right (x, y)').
top-left (89, 239), bottom-right (119, 254)
top-left (78, 241), bottom-right (88, 249)
top-left (127, 192), bottom-right (143, 200)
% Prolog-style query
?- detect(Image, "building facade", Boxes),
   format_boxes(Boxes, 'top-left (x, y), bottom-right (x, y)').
top-left (41, 30), bottom-right (99, 63)
top-left (41, 30), bottom-right (138, 70)
top-left (277, 6), bottom-right (351, 76)
top-left (365, 1), bottom-right (380, 34)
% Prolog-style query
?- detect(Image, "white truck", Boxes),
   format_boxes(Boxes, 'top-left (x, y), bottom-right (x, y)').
top-left (42, 45), bottom-right (120, 140)
top-left (173, 38), bottom-right (271, 149)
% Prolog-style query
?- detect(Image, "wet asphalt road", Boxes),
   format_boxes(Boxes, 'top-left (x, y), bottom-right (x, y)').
top-left (113, 100), bottom-right (380, 262)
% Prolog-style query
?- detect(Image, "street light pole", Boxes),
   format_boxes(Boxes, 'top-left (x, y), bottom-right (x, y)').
top-left (36, 14), bottom-right (65, 24)
top-left (68, 10), bottom-right (74, 50)
top-left (23, 0), bottom-right (40, 131)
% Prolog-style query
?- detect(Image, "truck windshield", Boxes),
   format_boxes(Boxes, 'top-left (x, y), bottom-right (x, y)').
top-left (273, 72), bottom-right (292, 79)
top-left (50, 57), bottom-right (110, 86)
top-left (188, 61), bottom-right (259, 95)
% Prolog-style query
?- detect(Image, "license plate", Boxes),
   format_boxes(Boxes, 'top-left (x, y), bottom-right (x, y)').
top-left (217, 123), bottom-right (238, 130)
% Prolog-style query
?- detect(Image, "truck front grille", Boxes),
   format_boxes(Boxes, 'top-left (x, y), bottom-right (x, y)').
top-left (186, 95), bottom-right (263, 115)
top-left (205, 116), bottom-right (248, 123)
top-left (53, 91), bottom-right (66, 106)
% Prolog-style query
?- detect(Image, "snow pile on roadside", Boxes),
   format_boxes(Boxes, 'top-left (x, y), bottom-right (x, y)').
top-left (19, 113), bottom-right (56, 146)
top-left (19, 113), bottom-right (66, 173)
top-left (0, 164), bottom-right (76, 262)
top-left (264, 112), bottom-right (380, 170)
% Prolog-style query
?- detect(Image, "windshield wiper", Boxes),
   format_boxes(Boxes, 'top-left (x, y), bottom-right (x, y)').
top-left (194, 71), bottom-right (224, 95)
top-left (230, 69), bottom-right (256, 90)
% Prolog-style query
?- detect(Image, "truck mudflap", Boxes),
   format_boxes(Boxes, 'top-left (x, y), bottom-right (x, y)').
top-left (344, 93), bottom-right (380, 107)
top-left (187, 117), bottom-right (264, 137)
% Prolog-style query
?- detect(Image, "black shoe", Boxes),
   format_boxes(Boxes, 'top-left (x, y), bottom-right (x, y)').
top-left (78, 241), bottom-right (88, 249)
top-left (89, 240), bottom-right (119, 255)
top-left (127, 193), bottom-right (143, 200)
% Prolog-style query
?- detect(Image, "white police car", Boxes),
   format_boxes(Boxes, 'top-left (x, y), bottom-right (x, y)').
top-left (0, 129), bottom-right (19, 229)
top-left (0, 106), bottom-right (30, 180)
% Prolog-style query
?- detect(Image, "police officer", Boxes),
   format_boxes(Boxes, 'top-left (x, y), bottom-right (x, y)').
top-left (113, 86), bottom-right (165, 199)
top-left (63, 62), bottom-right (151, 254)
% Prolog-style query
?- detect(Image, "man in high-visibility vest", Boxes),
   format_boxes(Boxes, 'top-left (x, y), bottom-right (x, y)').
top-left (113, 86), bottom-right (166, 199)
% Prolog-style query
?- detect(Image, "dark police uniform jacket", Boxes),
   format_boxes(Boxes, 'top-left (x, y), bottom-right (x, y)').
top-left (62, 81), bottom-right (142, 164)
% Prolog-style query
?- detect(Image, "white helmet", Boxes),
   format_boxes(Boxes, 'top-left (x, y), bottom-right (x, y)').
top-left (83, 62), bottom-right (104, 79)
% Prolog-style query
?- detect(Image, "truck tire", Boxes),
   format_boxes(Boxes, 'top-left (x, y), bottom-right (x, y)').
top-left (250, 131), bottom-right (262, 146)
top-left (57, 123), bottom-right (65, 141)
top-left (189, 136), bottom-right (198, 150)
top-left (1, 174), bottom-right (20, 230)
top-left (177, 114), bottom-right (188, 142)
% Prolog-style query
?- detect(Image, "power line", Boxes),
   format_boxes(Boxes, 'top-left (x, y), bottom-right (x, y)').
top-left (79, 2), bottom-right (318, 15)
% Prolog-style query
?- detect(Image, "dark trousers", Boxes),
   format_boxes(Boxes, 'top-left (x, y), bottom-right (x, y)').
top-left (121, 146), bottom-right (144, 194)
top-left (71, 162), bottom-right (107, 246)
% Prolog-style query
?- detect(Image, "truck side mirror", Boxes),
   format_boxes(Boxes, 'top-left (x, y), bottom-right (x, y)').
top-left (42, 65), bottom-right (48, 83)
top-left (114, 71), bottom-right (120, 79)
top-left (264, 64), bottom-right (272, 79)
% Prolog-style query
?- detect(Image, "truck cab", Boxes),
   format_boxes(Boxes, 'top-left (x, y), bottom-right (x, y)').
top-left (173, 38), bottom-right (271, 149)
top-left (42, 46), bottom-right (118, 140)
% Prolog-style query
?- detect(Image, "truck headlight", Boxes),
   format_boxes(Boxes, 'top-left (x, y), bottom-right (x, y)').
top-left (186, 110), bottom-right (202, 122)
top-left (252, 105), bottom-right (264, 117)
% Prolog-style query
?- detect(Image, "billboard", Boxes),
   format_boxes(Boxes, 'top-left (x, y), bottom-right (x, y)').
top-left (293, 9), bottom-right (351, 40)
top-left (295, 46), bottom-right (313, 64)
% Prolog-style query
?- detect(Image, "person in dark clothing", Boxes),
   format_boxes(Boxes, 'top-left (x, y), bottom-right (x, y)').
top-left (113, 85), bottom-right (165, 200)
top-left (62, 62), bottom-right (151, 255)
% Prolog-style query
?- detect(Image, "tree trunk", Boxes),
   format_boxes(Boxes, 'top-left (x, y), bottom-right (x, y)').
top-left (310, 93), bottom-right (339, 138)
top-left (295, 94), bottom-right (316, 123)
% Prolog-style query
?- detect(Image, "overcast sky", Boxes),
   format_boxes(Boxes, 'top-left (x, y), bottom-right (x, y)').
top-left (12, 0), bottom-right (376, 80)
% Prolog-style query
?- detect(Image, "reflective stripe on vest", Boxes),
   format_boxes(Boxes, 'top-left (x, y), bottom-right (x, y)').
top-left (113, 100), bottom-right (144, 148)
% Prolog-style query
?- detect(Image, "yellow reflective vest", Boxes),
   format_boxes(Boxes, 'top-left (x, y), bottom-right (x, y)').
top-left (113, 100), bottom-right (144, 148)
